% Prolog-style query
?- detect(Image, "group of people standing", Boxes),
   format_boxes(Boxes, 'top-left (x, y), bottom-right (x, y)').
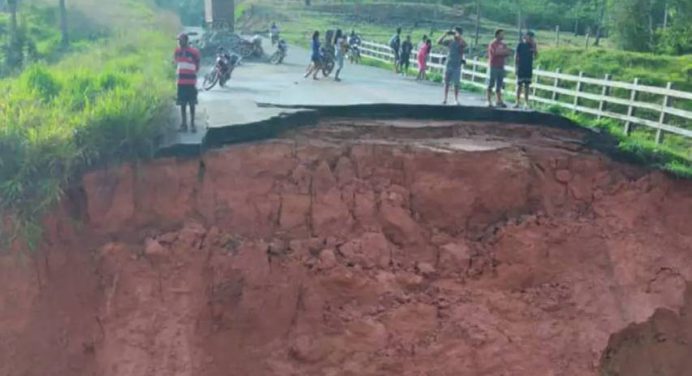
top-left (305, 29), bottom-right (361, 82)
top-left (389, 26), bottom-right (538, 108)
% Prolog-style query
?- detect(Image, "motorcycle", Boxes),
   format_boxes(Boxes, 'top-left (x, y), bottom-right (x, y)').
top-left (270, 42), bottom-right (288, 64)
top-left (203, 53), bottom-right (240, 90)
top-left (348, 44), bottom-right (361, 64)
top-left (320, 46), bottom-right (335, 77)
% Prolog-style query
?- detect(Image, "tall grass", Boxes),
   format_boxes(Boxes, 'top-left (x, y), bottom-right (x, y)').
top-left (0, 30), bottom-right (175, 250)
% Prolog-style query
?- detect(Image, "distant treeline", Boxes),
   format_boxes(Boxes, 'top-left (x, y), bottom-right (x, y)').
top-left (325, 0), bottom-right (691, 54)
top-left (155, 0), bottom-right (205, 26)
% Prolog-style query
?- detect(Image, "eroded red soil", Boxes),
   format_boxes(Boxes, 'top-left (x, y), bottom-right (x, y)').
top-left (1, 120), bottom-right (691, 376)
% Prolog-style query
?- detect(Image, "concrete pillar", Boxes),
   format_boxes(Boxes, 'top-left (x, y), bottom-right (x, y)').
top-left (205, 0), bottom-right (235, 31)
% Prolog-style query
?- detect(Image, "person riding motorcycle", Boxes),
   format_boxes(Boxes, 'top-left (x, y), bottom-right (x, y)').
top-left (348, 30), bottom-right (361, 46)
top-left (270, 22), bottom-right (280, 46)
top-left (216, 47), bottom-right (233, 76)
top-left (348, 30), bottom-right (362, 63)
top-left (271, 39), bottom-right (288, 64)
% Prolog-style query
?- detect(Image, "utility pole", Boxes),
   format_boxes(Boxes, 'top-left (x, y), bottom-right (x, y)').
top-left (474, 0), bottom-right (481, 52)
top-left (205, 0), bottom-right (235, 31)
top-left (516, 1), bottom-right (523, 41)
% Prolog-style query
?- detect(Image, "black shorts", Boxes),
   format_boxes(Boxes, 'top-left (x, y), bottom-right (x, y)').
top-left (177, 85), bottom-right (198, 106)
top-left (517, 76), bottom-right (532, 86)
top-left (516, 66), bottom-right (533, 86)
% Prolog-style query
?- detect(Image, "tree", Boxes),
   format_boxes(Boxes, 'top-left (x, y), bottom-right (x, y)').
top-left (6, 0), bottom-right (21, 67)
top-left (7, 0), bottom-right (17, 44)
top-left (609, 0), bottom-right (653, 51)
top-left (59, 0), bottom-right (68, 47)
top-left (474, 0), bottom-right (481, 50)
top-left (593, 0), bottom-right (607, 46)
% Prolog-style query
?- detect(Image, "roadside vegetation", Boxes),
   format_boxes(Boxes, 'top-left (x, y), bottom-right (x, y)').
top-left (0, 0), bottom-right (177, 249)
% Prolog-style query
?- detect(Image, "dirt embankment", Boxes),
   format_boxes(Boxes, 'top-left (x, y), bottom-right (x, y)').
top-left (1, 120), bottom-right (691, 376)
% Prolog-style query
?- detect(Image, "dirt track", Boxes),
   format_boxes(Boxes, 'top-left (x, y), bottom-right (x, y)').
top-left (2, 118), bottom-right (691, 375)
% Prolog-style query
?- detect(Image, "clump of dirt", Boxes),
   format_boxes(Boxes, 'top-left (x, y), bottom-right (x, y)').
top-left (1, 120), bottom-right (691, 376)
top-left (600, 283), bottom-right (692, 376)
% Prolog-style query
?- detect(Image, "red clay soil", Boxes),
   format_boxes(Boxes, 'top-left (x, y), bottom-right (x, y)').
top-left (1, 120), bottom-right (691, 376)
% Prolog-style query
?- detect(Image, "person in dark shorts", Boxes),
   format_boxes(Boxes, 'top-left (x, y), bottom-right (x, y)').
top-left (514, 31), bottom-right (538, 109)
top-left (174, 33), bottom-right (201, 133)
top-left (399, 35), bottom-right (413, 76)
top-left (438, 27), bottom-right (467, 105)
top-left (389, 28), bottom-right (402, 73)
top-left (304, 31), bottom-right (322, 80)
top-left (486, 29), bottom-right (511, 108)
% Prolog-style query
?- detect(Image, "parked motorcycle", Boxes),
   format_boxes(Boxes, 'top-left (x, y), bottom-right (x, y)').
top-left (203, 52), bottom-right (241, 90)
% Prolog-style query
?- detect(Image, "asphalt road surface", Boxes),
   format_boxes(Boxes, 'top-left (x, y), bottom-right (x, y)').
top-left (173, 40), bottom-right (484, 145)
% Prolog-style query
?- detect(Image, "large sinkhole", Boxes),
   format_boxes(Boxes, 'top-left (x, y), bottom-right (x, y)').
top-left (1, 118), bottom-right (691, 376)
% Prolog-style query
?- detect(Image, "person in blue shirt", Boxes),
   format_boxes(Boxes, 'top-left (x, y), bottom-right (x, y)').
top-left (304, 31), bottom-right (322, 80)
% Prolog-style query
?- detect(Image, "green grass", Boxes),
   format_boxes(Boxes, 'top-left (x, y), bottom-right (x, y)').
top-left (545, 106), bottom-right (691, 178)
top-left (536, 48), bottom-right (692, 91)
top-left (0, 5), bottom-right (176, 250)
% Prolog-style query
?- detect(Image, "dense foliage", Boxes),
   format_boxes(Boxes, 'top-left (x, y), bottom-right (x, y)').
top-left (0, 4), bottom-right (105, 75)
top-left (312, 0), bottom-right (691, 54)
top-left (0, 3), bottom-right (175, 249)
top-left (155, 0), bottom-right (205, 26)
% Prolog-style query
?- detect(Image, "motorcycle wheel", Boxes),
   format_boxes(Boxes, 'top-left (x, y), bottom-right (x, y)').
top-left (322, 59), bottom-right (335, 77)
top-left (270, 52), bottom-right (281, 64)
top-left (203, 70), bottom-right (219, 91)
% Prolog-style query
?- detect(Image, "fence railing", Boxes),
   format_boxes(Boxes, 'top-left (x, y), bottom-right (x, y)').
top-left (359, 40), bottom-right (692, 144)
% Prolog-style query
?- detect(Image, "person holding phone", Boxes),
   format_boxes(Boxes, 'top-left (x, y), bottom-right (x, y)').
top-left (438, 27), bottom-right (467, 105)
top-left (487, 29), bottom-right (511, 108)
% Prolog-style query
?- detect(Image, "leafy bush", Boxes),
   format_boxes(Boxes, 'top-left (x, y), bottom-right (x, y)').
top-left (655, 24), bottom-right (692, 55)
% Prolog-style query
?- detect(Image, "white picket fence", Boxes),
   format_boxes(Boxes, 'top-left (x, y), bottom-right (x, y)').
top-left (359, 40), bottom-right (692, 144)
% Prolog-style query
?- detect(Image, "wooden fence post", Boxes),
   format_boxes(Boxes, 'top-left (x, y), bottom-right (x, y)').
top-left (552, 68), bottom-right (561, 102)
top-left (573, 72), bottom-right (584, 110)
top-left (471, 56), bottom-right (478, 84)
top-left (624, 78), bottom-right (639, 135)
top-left (656, 82), bottom-right (673, 144)
top-left (597, 74), bottom-right (611, 120)
top-left (555, 25), bottom-right (560, 46)
top-left (532, 65), bottom-right (540, 98)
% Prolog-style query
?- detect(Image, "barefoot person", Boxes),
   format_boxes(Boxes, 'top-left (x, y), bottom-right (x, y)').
top-left (304, 31), bottom-right (322, 80)
top-left (487, 29), bottom-right (511, 108)
top-left (416, 36), bottom-right (431, 81)
top-left (399, 35), bottom-right (413, 76)
top-left (438, 27), bottom-right (467, 105)
top-left (514, 31), bottom-right (538, 109)
top-left (334, 29), bottom-right (349, 82)
top-left (174, 33), bottom-right (201, 133)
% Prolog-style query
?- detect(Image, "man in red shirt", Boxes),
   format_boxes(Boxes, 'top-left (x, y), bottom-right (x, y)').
top-left (486, 29), bottom-right (511, 108)
top-left (174, 33), bottom-right (201, 133)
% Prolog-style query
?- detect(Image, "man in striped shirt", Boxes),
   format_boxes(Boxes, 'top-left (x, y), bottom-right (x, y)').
top-left (174, 33), bottom-right (201, 133)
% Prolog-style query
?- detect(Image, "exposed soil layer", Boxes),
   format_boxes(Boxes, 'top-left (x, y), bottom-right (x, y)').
top-left (1, 120), bottom-right (691, 376)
